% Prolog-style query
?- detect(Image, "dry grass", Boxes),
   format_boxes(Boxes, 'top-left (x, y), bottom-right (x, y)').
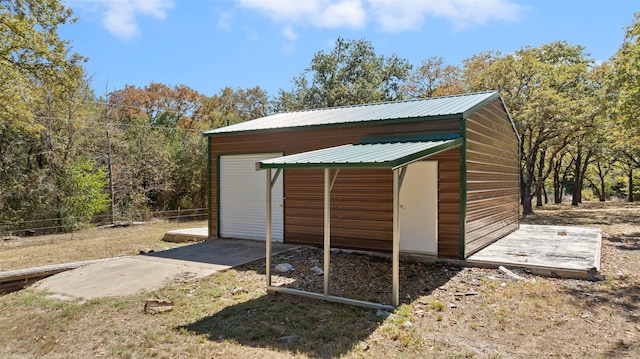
top-left (0, 220), bottom-right (207, 271)
top-left (0, 203), bottom-right (639, 358)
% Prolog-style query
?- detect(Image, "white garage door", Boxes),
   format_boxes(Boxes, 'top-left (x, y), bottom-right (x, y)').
top-left (219, 153), bottom-right (283, 242)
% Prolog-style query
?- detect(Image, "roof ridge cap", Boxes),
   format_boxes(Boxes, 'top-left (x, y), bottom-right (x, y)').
top-left (283, 90), bottom-right (498, 114)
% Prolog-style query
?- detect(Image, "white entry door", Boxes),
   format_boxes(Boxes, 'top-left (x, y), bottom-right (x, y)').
top-left (219, 153), bottom-right (284, 242)
top-left (399, 161), bottom-right (438, 255)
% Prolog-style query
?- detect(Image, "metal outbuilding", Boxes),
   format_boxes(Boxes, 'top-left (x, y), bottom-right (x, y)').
top-left (204, 91), bottom-right (520, 308)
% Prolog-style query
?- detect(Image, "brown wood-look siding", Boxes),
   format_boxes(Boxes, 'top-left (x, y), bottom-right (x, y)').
top-left (209, 118), bottom-right (463, 256)
top-left (285, 168), bottom-right (393, 251)
top-left (464, 99), bottom-right (520, 257)
top-left (432, 149), bottom-right (462, 259)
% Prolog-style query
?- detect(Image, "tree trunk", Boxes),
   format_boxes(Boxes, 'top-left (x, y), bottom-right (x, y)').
top-left (535, 149), bottom-right (545, 207)
top-left (588, 178), bottom-right (603, 203)
top-left (572, 150), bottom-right (582, 206)
top-left (597, 162), bottom-right (606, 202)
top-left (553, 159), bottom-right (562, 204)
top-left (579, 150), bottom-right (592, 203)
top-left (535, 189), bottom-right (543, 207)
top-left (572, 149), bottom-right (593, 205)
top-left (521, 174), bottom-right (534, 216)
top-left (560, 159), bottom-right (574, 204)
top-left (522, 185), bottom-right (534, 215)
top-left (629, 168), bottom-right (635, 203)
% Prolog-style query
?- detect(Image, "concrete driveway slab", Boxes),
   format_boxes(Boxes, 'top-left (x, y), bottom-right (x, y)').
top-left (33, 256), bottom-right (217, 299)
top-left (33, 238), bottom-right (296, 300)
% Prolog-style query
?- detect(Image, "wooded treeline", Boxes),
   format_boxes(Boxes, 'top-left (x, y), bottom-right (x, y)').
top-left (1, 1), bottom-right (639, 233)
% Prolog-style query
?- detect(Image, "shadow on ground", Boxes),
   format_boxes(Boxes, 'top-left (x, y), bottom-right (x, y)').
top-left (607, 232), bottom-right (640, 251)
top-left (179, 294), bottom-right (377, 358)
top-left (564, 281), bottom-right (640, 323)
top-left (143, 238), bottom-right (296, 267)
top-left (564, 280), bottom-right (640, 358)
top-left (178, 249), bottom-right (460, 359)
top-left (522, 203), bottom-right (640, 227)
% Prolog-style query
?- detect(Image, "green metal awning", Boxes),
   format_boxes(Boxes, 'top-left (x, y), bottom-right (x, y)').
top-left (261, 136), bottom-right (462, 310)
top-left (258, 137), bottom-right (462, 171)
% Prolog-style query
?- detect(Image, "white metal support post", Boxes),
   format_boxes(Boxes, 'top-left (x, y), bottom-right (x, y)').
top-left (323, 168), bottom-right (330, 295)
top-left (323, 168), bottom-right (339, 296)
top-left (265, 168), bottom-right (272, 287)
top-left (265, 168), bottom-right (282, 287)
top-left (392, 168), bottom-right (400, 306)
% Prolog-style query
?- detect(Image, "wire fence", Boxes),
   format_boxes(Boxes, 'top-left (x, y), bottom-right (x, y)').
top-left (0, 207), bottom-right (207, 238)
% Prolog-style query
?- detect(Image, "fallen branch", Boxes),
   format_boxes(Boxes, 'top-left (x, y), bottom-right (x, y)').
top-left (453, 291), bottom-right (479, 297)
top-left (498, 265), bottom-right (530, 282)
top-left (144, 299), bottom-right (174, 314)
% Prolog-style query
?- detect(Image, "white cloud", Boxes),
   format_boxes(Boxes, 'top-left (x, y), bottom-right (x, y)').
top-left (319, 0), bottom-right (366, 28)
top-left (217, 11), bottom-right (233, 30)
top-left (282, 25), bottom-right (299, 41)
top-left (369, 0), bottom-right (524, 32)
top-left (236, 0), bottom-right (320, 22)
top-left (237, 0), bottom-right (366, 29)
top-left (236, 0), bottom-right (524, 36)
top-left (69, 0), bottom-right (174, 39)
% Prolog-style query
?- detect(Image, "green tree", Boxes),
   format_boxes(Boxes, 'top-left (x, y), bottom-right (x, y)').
top-left (59, 158), bottom-right (110, 229)
top-left (106, 83), bottom-right (222, 217)
top-left (0, 0), bottom-right (97, 233)
top-left (463, 41), bottom-right (595, 214)
top-left (0, 0), bottom-right (84, 132)
top-left (402, 55), bottom-right (465, 98)
top-left (105, 103), bottom-right (175, 219)
top-left (609, 12), bottom-right (640, 202)
top-left (613, 142), bottom-right (640, 202)
top-left (610, 12), bottom-right (640, 130)
top-left (567, 61), bottom-right (611, 205)
top-left (0, 66), bottom-right (101, 232)
top-left (276, 37), bottom-right (412, 111)
top-left (198, 86), bottom-right (271, 127)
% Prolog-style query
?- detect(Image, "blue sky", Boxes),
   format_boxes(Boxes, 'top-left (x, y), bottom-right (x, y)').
top-left (59, 0), bottom-right (638, 99)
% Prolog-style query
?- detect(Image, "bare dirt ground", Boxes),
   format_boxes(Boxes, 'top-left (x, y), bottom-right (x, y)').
top-left (0, 203), bottom-right (638, 358)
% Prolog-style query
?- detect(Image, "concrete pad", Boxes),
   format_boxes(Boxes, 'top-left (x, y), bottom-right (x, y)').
top-left (467, 224), bottom-right (602, 280)
top-left (163, 227), bottom-right (208, 243)
top-left (33, 257), bottom-right (219, 299)
top-left (143, 238), bottom-right (295, 267)
top-left (33, 239), bottom-right (297, 300)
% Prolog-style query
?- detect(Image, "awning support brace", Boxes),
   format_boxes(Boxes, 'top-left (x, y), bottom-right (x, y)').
top-left (270, 168), bottom-right (282, 189)
top-left (398, 166), bottom-right (407, 188)
top-left (329, 168), bottom-right (339, 191)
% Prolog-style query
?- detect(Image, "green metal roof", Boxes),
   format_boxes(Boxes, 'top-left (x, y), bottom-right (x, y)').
top-left (205, 91), bottom-right (500, 136)
top-left (257, 137), bottom-right (463, 170)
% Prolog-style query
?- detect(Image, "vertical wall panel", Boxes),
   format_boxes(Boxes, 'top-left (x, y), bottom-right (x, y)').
top-left (464, 99), bottom-right (520, 257)
top-left (432, 149), bottom-right (461, 259)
